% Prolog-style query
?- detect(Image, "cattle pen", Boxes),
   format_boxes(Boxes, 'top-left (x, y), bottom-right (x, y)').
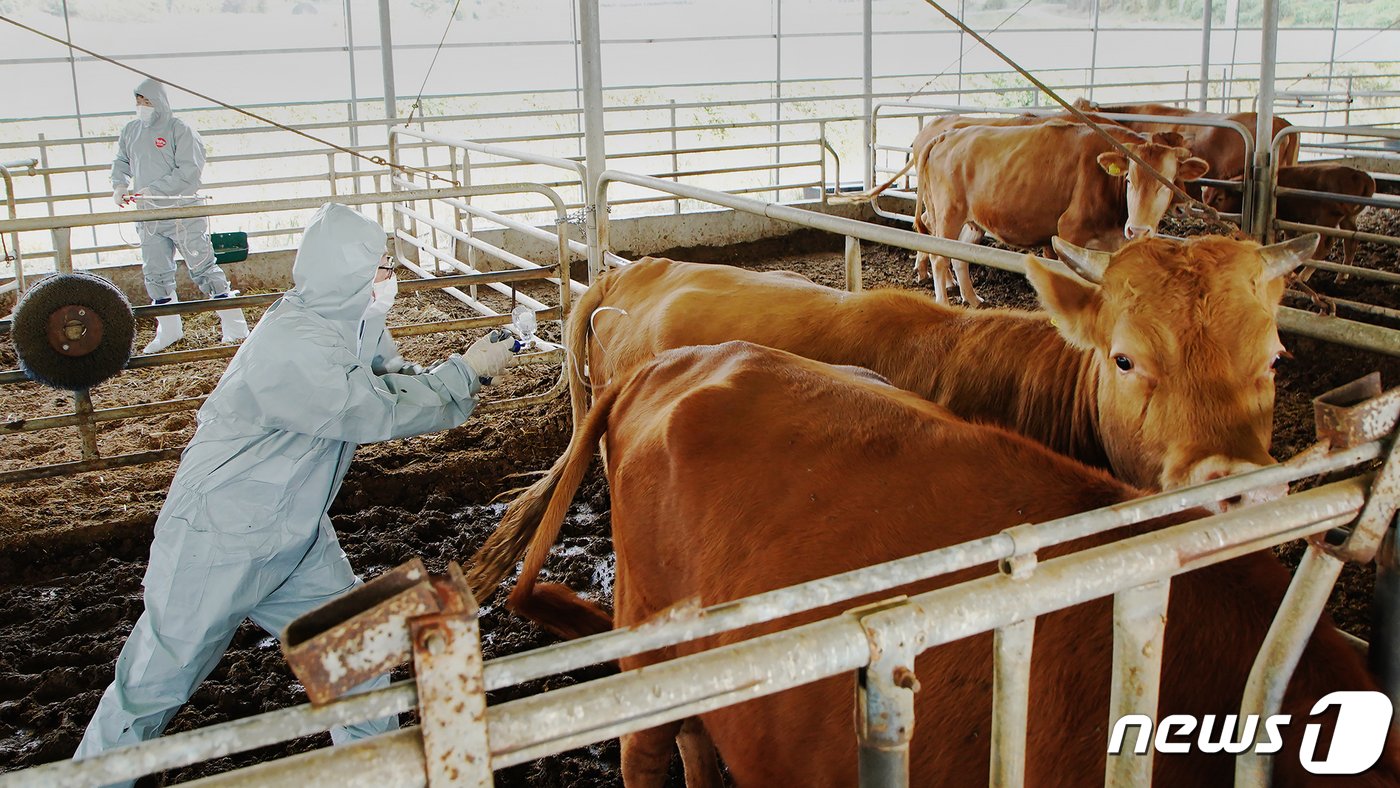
top-left (3, 0), bottom-right (1400, 785)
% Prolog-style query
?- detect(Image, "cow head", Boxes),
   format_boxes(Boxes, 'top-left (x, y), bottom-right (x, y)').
top-left (1097, 142), bottom-right (1209, 239)
top-left (1200, 179), bottom-right (1245, 213)
top-left (1026, 233), bottom-right (1320, 495)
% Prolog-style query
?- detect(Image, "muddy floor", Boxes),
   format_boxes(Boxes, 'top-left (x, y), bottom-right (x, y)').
top-left (1, 208), bottom-right (1397, 785)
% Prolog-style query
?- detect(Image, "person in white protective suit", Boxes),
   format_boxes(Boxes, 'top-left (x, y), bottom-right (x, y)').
top-left (74, 203), bottom-right (517, 781)
top-left (112, 77), bottom-right (249, 353)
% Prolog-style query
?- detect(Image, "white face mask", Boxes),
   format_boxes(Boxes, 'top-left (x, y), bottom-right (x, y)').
top-left (136, 105), bottom-right (156, 123)
top-left (362, 276), bottom-right (397, 320)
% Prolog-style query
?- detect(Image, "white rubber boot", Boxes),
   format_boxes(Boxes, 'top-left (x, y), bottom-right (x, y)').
top-left (212, 291), bottom-right (249, 344)
top-left (217, 307), bottom-right (249, 343)
top-left (142, 299), bottom-right (184, 354)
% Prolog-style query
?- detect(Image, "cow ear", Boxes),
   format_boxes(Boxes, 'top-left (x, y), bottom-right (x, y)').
top-left (1097, 152), bottom-right (1129, 178)
top-left (1176, 156), bottom-right (1210, 181)
top-left (1151, 131), bottom-right (1189, 148)
top-left (1026, 253), bottom-right (1102, 350)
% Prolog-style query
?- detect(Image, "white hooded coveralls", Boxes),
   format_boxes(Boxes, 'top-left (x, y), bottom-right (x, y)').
top-left (75, 204), bottom-right (486, 782)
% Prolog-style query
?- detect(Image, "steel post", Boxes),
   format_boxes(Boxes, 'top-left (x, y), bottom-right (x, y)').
top-left (1235, 542), bottom-right (1346, 785)
top-left (1199, 0), bottom-right (1213, 111)
top-left (862, 0), bottom-right (874, 190)
top-left (1374, 527), bottom-right (1400, 712)
top-left (1104, 580), bottom-right (1171, 786)
top-left (991, 618), bottom-right (1035, 787)
top-left (579, 0), bottom-right (607, 281)
top-left (377, 0), bottom-right (397, 121)
top-left (52, 225), bottom-right (71, 273)
top-left (72, 390), bottom-right (99, 460)
top-left (1249, 0), bottom-right (1280, 240)
top-left (857, 607), bottom-right (917, 788)
top-left (410, 575), bottom-right (493, 788)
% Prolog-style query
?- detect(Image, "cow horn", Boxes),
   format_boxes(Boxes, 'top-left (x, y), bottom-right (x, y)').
top-left (1050, 237), bottom-right (1112, 284)
top-left (1259, 233), bottom-right (1321, 280)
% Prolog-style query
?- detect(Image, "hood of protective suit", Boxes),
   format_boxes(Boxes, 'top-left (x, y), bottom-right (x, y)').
top-left (285, 203), bottom-right (386, 322)
top-left (134, 78), bottom-right (172, 127)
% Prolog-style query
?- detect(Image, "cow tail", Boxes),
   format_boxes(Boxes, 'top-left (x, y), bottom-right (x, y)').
top-left (860, 154), bottom-right (918, 202)
top-left (1279, 133), bottom-right (1300, 167)
top-left (565, 269), bottom-right (611, 428)
top-left (465, 383), bottom-right (619, 637)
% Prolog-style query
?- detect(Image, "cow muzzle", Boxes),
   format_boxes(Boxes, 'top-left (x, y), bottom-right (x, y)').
top-left (1125, 224), bottom-right (1155, 240)
top-left (1173, 456), bottom-right (1287, 513)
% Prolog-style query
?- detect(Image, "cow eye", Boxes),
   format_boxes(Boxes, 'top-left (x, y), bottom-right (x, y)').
top-left (1113, 354), bottom-right (1134, 372)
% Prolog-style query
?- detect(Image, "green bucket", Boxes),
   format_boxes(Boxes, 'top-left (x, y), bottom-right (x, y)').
top-left (212, 231), bottom-right (249, 264)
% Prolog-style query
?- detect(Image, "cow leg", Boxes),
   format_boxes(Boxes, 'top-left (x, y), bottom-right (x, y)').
top-left (621, 719), bottom-right (683, 788)
top-left (929, 205), bottom-right (969, 305)
top-left (1337, 213), bottom-right (1359, 285)
top-left (954, 224), bottom-right (985, 308)
top-left (913, 202), bottom-right (934, 285)
top-left (677, 717), bottom-right (724, 788)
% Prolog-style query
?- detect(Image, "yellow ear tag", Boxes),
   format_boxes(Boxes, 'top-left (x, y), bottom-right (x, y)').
top-left (1107, 163), bottom-right (1124, 176)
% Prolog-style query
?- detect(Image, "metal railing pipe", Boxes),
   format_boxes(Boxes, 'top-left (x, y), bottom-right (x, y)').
top-left (594, 169), bottom-right (1400, 355)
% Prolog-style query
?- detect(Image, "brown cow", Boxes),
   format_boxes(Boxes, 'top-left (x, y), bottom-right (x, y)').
top-left (476, 233), bottom-right (1321, 603)
top-left (479, 340), bottom-right (1400, 787)
top-left (1203, 164), bottom-right (1377, 277)
top-left (863, 112), bottom-right (1140, 301)
top-left (865, 111), bottom-right (1130, 202)
top-left (913, 120), bottom-right (1208, 307)
top-left (1074, 98), bottom-right (1300, 195)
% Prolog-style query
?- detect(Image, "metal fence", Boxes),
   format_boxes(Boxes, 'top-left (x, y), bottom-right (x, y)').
top-left (0, 183), bottom-right (575, 485)
top-left (3, 61), bottom-right (1397, 288)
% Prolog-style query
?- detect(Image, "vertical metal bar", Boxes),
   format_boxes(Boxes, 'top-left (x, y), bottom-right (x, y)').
top-left (579, 0), bottom-right (607, 282)
top-left (377, 0), bottom-right (398, 121)
top-left (1249, 0), bottom-right (1280, 240)
top-left (1104, 580), bottom-right (1170, 788)
top-left (570, 0), bottom-right (584, 160)
top-left (387, 134), bottom-right (406, 265)
top-left (0, 164), bottom-right (24, 293)
top-left (326, 152), bottom-right (338, 197)
top-left (419, 122), bottom-right (440, 274)
top-left (1088, 0), bottom-right (1102, 100)
top-left (53, 226), bottom-right (73, 274)
top-left (991, 618), bottom-right (1035, 788)
top-left (1322, 0), bottom-right (1342, 127)
top-left (856, 628), bottom-right (915, 788)
top-left (670, 100), bottom-right (680, 215)
top-left (956, 0), bottom-right (966, 99)
top-left (460, 148), bottom-right (479, 301)
top-left (1373, 527), bottom-right (1400, 711)
top-left (72, 391), bottom-right (99, 461)
top-left (343, 0), bottom-right (363, 196)
top-left (844, 236), bottom-right (863, 293)
top-left (861, 0), bottom-right (874, 190)
top-left (1235, 543), bottom-right (1346, 786)
top-left (60, 0), bottom-right (101, 265)
top-left (411, 597), bottom-right (494, 787)
top-left (1199, 0), bottom-right (1213, 111)
top-left (772, 0), bottom-right (782, 195)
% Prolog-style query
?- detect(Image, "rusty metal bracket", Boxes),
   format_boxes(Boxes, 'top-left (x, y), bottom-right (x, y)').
top-left (282, 558), bottom-right (493, 786)
top-left (411, 562), bottom-right (493, 787)
top-left (1313, 372), bottom-right (1400, 450)
top-left (1312, 373), bottom-right (1400, 563)
top-left (283, 558), bottom-right (445, 705)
